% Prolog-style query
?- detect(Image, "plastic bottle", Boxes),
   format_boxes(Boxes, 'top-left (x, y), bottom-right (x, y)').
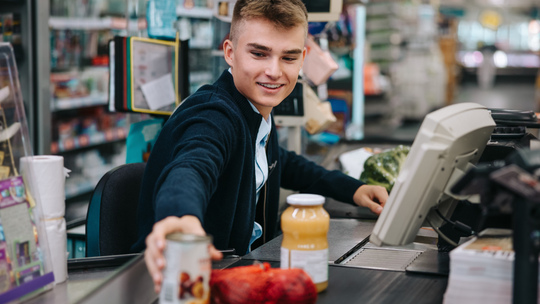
top-left (280, 194), bottom-right (330, 292)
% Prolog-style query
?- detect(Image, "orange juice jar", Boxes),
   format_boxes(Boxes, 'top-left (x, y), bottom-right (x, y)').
top-left (280, 194), bottom-right (330, 293)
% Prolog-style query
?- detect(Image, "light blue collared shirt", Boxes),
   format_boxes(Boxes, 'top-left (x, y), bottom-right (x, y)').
top-left (227, 69), bottom-right (270, 253)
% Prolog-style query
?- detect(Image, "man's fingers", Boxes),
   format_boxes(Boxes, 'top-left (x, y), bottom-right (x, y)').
top-left (144, 215), bottom-right (220, 295)
top-left (209, 245), bottom-right (223, 260)
top-left (376, 186), bottom-right (389, 207)
top-left (364, 199), bottom-right (383, 215)
top-left (145, 234), bottom-right (166, 270)
top-left (158, 216), bottom-right (207, 236)
top-left (144, 249), bottom-right (162, 293)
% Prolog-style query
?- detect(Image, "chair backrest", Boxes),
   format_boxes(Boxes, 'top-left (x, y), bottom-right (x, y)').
top-left (86, 163), bottom-right (146, 257)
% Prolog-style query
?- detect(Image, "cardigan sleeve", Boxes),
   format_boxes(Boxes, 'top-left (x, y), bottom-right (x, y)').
top-left (278, 147), bottom-right (365, 205)
top-left (152, 100), bottom-right (240, 224)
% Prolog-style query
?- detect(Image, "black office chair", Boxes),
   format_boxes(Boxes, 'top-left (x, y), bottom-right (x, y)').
top-left (86, 163), bottom-right (146, 257)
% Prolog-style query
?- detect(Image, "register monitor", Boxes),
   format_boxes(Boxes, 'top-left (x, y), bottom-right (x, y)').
top-left (301, 0), bottom-right (343, 22)
top-left (370, 103), bottom-right (496, 246)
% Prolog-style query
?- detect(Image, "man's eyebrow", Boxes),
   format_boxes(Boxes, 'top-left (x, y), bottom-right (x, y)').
top-left (283, 48), bottom-right (303, 55)
top-left (247, 43), bottom-right (272, 52)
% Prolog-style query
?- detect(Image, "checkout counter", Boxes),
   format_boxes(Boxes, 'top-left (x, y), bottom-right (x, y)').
top-left (25, 141), bottom-right (450, 304)
top-left (25, 219), bottom-right (449, 304)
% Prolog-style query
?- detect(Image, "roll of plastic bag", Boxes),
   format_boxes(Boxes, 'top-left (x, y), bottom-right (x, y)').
top-left (20, 156), bottom-right (69, 219)
top-left (45, 218), bottom-right (67, 283)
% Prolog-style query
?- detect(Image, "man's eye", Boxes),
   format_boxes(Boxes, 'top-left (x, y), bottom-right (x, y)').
top-left (252, 52), bottom-right (264, 57)
top-left (283, 57), bottom-right (297, 62)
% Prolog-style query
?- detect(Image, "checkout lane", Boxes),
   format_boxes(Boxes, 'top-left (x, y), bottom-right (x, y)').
top-left (29, 141), bottom-right (456, 303)
top-left (50, 218), bottom-right (447, 304)
top-left (22, 218), bottom-right (448, 303)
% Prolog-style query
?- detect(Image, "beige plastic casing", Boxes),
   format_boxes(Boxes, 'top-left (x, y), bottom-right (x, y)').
top-left (370, 103), bottom-right (496, 247)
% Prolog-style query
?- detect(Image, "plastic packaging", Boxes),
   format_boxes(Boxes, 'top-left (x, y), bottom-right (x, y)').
top-left (20, 156), bottom-right (69, 283)
top-left (0, 43), bottom-right (55, 301)
top-left (280, 194), bottom-right (330, 292)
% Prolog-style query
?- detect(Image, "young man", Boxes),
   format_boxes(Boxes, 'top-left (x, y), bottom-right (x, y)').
top-left (134, 0), bottom-right (389, 292)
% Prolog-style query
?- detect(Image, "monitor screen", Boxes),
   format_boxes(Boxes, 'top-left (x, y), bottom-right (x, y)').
top-left (302, 0), bottom-right (342, 22)
top-left (302, 0), bottom-right (331, 13)
top-left (370, 103), bottom-right (496, 247)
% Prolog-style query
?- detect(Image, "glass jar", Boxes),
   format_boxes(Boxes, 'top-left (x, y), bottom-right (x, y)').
top-left (280, 194), bottom-right (330, 293)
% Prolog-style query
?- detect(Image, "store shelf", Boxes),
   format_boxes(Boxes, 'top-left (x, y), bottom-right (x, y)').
top-left (190, 71), bottom-right (213, 83)
top-left (176, 6), bottom-right (213, 19)
top-left (49, 17), bottom-right (147, 30)
top-left (65, 180), bottom-right (95, 200)
top-left (52, 93), bottom-right (108, 111)
top-left (211, 50), bottom-right (224, 57)
top-left (51, 126), bottom-right (128, 154)
top-left (189, 40), bottom-right (212, 49)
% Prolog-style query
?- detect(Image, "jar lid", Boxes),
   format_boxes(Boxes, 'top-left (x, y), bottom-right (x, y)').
top-left (287, 194), bottom-right (325, 206)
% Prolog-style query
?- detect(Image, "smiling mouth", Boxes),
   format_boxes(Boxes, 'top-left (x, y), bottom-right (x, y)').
top-left (257, 82), bottom-right (284, 89)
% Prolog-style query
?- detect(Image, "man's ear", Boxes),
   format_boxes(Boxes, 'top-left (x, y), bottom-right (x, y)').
top-left (299, 46), bottom-right (307, 70)
top-left (223, 39), bottom-right (234, 67)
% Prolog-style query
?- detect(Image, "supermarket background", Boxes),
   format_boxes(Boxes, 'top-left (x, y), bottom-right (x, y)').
top-left (2, 0), bottom-right (540, 258)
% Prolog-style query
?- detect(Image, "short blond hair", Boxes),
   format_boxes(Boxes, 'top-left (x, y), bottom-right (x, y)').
top-left (229, 0), bottom-right (308, 44)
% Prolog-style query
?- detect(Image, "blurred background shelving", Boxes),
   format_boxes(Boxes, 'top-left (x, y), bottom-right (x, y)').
top-left (48, 0), bottom-right (131, 207)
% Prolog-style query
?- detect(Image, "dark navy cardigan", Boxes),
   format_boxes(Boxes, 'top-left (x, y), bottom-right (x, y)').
top-left (131, 71), bottom-right (364, 254)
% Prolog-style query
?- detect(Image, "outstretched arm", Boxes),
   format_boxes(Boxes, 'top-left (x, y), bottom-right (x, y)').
top-left (279, 147), bottom-right (388, 213)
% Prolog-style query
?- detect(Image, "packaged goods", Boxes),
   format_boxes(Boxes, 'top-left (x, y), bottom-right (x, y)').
top-left (443, 229), bottom-right (525, 304)
top-left (281, 194), bottom-right (330, 292)
top-left (160, 233), bottom-right (212, 304)
top-left (210, 262), bottom-right (317, 304)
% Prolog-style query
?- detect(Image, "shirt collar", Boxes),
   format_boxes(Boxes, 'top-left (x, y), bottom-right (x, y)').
top-left (228, 68), bottom-right (271, 145)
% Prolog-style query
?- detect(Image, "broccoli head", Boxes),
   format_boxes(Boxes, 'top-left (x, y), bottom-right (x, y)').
top-left (359, 145), bottom-right (411, 192)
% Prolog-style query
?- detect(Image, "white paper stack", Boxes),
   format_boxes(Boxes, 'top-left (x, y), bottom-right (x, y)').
top-left (20, 156), bottom-right (69, 283)
top-left (443, 229), bottom-right (540, 304)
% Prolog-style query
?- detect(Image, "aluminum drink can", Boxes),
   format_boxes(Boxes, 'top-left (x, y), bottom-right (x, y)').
top-left (160, 233), bottom-right (212, 304)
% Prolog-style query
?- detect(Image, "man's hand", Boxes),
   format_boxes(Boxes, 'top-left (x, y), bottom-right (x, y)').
top-left (144, 215), bottom-right (223, 294)
top-left (353, 185), bottom-right (389, 215)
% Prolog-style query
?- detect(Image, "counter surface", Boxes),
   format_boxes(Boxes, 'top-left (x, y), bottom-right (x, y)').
top-left (230, 259), bottom-right (447, 304)
top-left (30, 218), bottom-right (447, 304)
top-left (28, 142), bottom-right (446, 303)
top-left (244, 218), bottom-right (374, 263)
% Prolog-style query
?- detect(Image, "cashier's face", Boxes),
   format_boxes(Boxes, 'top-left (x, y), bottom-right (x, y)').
top-left (223, 18), bottom-right (306, 118)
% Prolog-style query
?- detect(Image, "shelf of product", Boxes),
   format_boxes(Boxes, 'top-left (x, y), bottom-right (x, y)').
top-left (50, 67), bottom-right (109, 111)
top-left (51, 126), bottom-right (128, 154)
top-left (49, 17), bottom-right (147, 30)
top-left (189, 71), bottom-right (214, 92)
top-left (50, 29), bottom-right (113, 70)
top-left (65, 178), bottom-right (95, 199)
top-left (49, 0), bottom-right (133, 202)
top-left (64, 146), bottom-right (126, 199)
top-left (176, 6), bottom-right (213, 19)
top-left (211, 50), bottom-right (225, 57)
top-left (52, 93), bottom-right (108, 111)
top-left (51, 107), bottom-right (128, 153)
top-left (184, 18), bottom-right (213, 49)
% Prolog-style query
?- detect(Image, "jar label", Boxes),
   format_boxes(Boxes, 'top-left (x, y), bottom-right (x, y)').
top-left (280, 247), bottom-right (328, 284)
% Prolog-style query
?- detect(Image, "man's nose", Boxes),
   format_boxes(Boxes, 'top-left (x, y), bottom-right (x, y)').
top-left (265, 58), bottom-right (282, 79)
